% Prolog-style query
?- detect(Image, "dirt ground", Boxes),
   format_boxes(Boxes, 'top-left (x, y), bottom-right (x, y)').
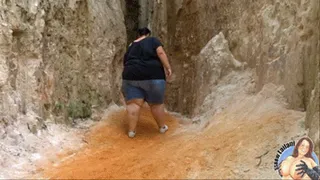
top-left (33, 101), bottom-right (306, 179)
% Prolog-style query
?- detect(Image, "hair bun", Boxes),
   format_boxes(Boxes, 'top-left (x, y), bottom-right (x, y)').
top-left (138, 27), bottom-right (151, 36)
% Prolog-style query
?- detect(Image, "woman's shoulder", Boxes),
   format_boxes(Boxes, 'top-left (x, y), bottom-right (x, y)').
top-left (148, 36), bottom-right (157, 40)
top-left (306, 157), bottom-right (318, 167)
top-left (149, 37), bottom-right (163, 48)
top-left (147, 36), bottom-right (161, 42)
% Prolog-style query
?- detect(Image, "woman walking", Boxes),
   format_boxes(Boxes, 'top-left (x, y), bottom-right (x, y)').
top-left (121, 27), bottom-right (172, 138)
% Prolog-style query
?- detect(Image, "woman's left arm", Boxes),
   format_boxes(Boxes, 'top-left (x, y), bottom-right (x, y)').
top-left (296, 160), bottom-right (320, 180)
top-left (156, 46), bottom-right (172, 78)
top-left (310, 159), bottom-right (320, 175)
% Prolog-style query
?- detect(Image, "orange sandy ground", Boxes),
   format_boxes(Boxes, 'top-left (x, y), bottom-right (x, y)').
top-left (34, 106), bottom-right (297, 179)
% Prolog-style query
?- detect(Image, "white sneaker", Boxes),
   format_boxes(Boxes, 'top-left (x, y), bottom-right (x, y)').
top-left (159, 125), bottom-right (168, 134)
top-left (128, 131), bottom-right (136, 138)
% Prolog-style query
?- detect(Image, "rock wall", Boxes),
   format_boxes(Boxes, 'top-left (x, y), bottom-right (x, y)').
top-left (124, 0), bottom-right (139, 45)
top-left (193, 32), bottom-right (246, 116)
top-left (305, 66), bottom-right (319, 155)
top-left (147, 0), bottom-right (319, 149)
top-left (304, 2), bottom-right (320, 155)
top-left (148, 0), bottom-right (319, 112)
top-left (0, 0), bottom-right (126, 127)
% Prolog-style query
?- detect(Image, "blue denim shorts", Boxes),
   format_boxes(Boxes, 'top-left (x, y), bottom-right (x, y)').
top-left (121, 79), bottom-right (166, 104)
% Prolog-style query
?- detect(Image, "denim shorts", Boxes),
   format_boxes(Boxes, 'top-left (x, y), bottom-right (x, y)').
top-left (121, 79), bottom-right (166, 104)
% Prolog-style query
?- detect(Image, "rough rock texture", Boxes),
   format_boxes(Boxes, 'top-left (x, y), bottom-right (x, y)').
top-left (124, 0), bottom-right (139, 45)
top-left (0, 0), bottom-right (126, 177)
top-left (304, 3), bottom-right (320, 155)
top-left (305, 72), bottom-right (320, 155)
top-left (193, 32), bottom-right (246, 116)
top-left (42, 0), bottom-right (126, 122)
top-left (150, 0), bottom-right (319, 111)
top-left (147, 0), bottom-right (319, 150)
top-left (0, 0), bottom-right (126, 125)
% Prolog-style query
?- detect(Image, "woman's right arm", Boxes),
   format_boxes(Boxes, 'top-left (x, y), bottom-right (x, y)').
top-left (296, 159), bottom-right (320, 180)
top-left (156, 46), bottom-right (172, 77)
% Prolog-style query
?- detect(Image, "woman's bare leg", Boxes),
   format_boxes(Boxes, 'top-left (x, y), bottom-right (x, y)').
top-left (126, 99), bottom-right (144, 132)
top-left (150, 104), bottom-right (166, 128)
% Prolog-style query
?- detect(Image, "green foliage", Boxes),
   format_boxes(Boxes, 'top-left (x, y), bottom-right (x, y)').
top-left (67, 100), bottom-right (92, 119)
top-left (53, 101), bottom-right (65, 115)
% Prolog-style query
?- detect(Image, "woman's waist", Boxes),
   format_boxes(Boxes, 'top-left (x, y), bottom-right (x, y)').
top-left (125, 58), bottom-right (162, 66)
top-left (123, 64), bottom-right (164, 72)
top-left (123, 79), bottom-right (165, 83)
top-left (122, 70), bottom-right (166, 80)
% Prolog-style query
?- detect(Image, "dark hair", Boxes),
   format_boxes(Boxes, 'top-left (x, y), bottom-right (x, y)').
top-left (292, 137), bottom-right (314, 160)
top-left (138, 27), bottom-right (151, 37)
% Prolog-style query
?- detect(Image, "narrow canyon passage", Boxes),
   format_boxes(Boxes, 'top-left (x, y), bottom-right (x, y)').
top-left (0, 0), bottom-right (318, 179)
top-left (33, 100), bottom-right (305, 179)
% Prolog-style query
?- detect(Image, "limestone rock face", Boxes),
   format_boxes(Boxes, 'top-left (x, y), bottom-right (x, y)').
top-left (0, 1), bottom-right (126, 176)
top-left (148, 0), bottom-right (319, 149)
top-left (194, 32), bottom-right (246, 115)
top-left (0, 0), bottom-right (126, 126)
top-left (305, 73), bottom-right (320, 155)
top-left (148, 0), bottom-right (319, 113)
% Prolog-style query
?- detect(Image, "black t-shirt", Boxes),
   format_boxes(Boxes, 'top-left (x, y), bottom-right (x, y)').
top-left (122, 37), bottom-right (165, 80)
